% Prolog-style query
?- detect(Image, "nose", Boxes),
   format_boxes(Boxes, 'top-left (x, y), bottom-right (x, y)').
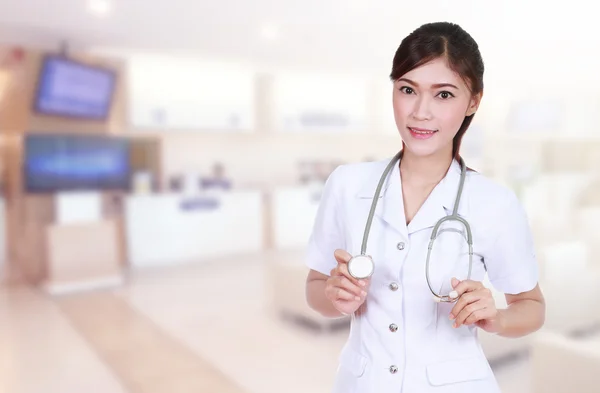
top-left (411, 95), bottom-right (433, 121)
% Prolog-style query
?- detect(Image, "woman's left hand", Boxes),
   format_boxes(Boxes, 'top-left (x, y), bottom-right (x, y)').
top-left (448, 277), bottom-right (503, 333)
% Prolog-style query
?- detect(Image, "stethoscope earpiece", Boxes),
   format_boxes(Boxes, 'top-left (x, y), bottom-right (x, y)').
top-left (433, 292), bottom-right (460, 303)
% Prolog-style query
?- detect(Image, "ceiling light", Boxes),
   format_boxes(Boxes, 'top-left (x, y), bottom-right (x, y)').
top-left (88, 0), bottom-right (111, 17)
top-left (260, 25), bottom-right (279, 41)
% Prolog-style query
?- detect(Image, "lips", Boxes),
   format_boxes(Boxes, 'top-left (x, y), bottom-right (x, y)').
top-left (408, 127), bottom-right (438, 140)
top-left (408, 127), bottom-right (438, 134)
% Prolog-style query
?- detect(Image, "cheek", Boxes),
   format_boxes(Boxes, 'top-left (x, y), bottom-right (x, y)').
top-left (437, 103), bottom-right (468, 134)
top-left (392, 96), bottom-right (411, 123)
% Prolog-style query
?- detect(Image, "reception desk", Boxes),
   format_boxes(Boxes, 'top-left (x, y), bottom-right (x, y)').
top-left (124, 191), bottom-right (264, 268)
top-left (45, 219), bottom-right (122, 294)
top-left (271, 186), bottom-right (321, 250)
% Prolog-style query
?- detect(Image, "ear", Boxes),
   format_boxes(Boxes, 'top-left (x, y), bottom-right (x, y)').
top-left (466, 91), bottom-right (483, 116)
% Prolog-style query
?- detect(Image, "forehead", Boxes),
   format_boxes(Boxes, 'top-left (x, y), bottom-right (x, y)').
top-left (400, 58), bottom-right (467, 88)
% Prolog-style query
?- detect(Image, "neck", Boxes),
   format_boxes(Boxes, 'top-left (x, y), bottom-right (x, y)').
top-left (400, 148), bottom-right (454, 186)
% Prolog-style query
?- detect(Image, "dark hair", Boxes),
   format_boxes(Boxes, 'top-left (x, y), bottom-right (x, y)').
top-left (389, 22), bottom-right (484, 161)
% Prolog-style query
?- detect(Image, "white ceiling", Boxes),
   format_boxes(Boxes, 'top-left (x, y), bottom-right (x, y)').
top-left (0, 0), bottom-right (594, 73)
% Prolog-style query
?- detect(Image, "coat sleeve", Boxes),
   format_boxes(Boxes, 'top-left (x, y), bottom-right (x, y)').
top-left (305, 166), bottom-right (346, 276)
top-left (484, 192), bottom-right (540, 294)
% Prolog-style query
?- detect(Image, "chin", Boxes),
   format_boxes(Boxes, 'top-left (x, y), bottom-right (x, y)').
top-left (402, 141), bottom-right (442, 157)
top-left (400, 129), bottom-right (454, 158)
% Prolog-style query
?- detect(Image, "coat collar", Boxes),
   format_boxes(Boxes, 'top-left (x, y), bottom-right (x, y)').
top-left (355, 156), bottom-right (468, 237)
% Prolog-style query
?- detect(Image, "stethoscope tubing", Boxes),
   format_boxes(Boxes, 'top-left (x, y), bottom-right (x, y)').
top-left (359, 150), bottom-right (473, 302)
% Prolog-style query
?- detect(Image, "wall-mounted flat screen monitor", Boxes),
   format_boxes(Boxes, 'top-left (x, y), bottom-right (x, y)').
top-left (23, 133), bottom-right (131, 193)
top-left (32, 54), bottom-right (117, 120)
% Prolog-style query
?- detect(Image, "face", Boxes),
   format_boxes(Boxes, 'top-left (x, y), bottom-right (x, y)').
top-left (392, 57), bottom-right (481, 158)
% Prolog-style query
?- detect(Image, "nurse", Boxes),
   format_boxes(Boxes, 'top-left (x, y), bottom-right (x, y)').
top-left (304, 21), bottom-right (546, 393)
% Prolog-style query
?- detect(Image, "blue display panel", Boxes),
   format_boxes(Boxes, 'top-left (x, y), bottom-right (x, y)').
top-left (33, 55), bottom-right (117, 120)
top-left (24, 133), bottom-right (131, 193)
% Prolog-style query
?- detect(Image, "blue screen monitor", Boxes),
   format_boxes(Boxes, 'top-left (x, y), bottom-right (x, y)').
top-left (32, 55), bottom-right (117, 120)
top-left (24, 133), bottom-right (131, 193)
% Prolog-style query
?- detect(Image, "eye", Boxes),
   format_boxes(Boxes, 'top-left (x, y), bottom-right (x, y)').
top-left (399, 86), bottom-right (414, 95)
top-left (437, 91), bottom-right (454, 99)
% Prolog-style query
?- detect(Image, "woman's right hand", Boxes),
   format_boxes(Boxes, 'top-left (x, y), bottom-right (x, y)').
top-left (325, 249), bottom-right (370, 315)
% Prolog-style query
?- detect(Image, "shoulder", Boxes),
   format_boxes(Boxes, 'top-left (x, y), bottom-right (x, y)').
top-left (465, 170), bottom-right (524, 220)
top-left (466, 170), bottom-right (517, 204)
top-left (325, 158), bottom-right (390, 196)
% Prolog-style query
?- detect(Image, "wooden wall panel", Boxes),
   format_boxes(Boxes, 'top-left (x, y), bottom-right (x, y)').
top-left (0, 45), bottom-right (128, 285)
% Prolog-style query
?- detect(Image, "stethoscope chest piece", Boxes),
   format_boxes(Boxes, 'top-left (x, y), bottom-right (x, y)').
top-left (347, 255), bottom-right (374, 279)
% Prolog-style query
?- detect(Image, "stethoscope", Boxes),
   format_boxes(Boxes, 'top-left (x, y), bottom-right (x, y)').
top-left (346, 150), bottom-right (473, 303)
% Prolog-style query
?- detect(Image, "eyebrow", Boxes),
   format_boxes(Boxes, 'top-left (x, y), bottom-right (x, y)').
top-left (397, 78), bottom-right (458, 90)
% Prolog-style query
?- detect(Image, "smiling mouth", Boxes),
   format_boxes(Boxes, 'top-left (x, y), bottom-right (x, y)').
top-left (408, 127), bottom-right (438, 134)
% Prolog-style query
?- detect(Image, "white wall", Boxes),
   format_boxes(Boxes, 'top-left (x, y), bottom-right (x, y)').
top-left (127, 54), bottom-right (256, 132)
top-left (121, 48), bottom-right (600, 191)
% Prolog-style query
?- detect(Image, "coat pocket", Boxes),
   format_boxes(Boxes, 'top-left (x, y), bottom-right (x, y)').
top-left (331, 346), bottom-right (370, 393)
top-left (426, 356), bottom-right (492, 386)
top-left (338, 346), bottom-right (367, 377)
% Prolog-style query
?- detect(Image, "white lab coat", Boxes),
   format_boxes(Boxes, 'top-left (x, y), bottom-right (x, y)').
top-left (306, 157), bottom-right (539, 393)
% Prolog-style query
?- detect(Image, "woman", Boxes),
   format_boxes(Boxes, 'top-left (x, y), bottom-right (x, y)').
top-left (304, 22), bottom-right (545, 393)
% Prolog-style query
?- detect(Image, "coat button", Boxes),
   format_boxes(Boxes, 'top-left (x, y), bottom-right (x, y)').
top-left (389, 365), bottom-right (398, 374)
top-left (389, 323), bottom-right (398, 332)
top-left (396, 242), bottom-right (405, 250)
top-left (389, 282), bottom-right (399, 291)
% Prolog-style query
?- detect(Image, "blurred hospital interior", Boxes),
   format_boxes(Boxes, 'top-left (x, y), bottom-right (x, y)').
top-left (0, 1), bottom-right (599, 393)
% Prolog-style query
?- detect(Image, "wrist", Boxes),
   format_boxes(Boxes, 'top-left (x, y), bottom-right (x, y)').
top-left (494, 309), bottom-right (508, 335)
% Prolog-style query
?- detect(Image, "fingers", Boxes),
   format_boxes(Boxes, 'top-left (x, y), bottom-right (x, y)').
top-left (449, 291), bottom-right (478, 320)
top-left (334, 249), bottom-right (352, 265)
top-left (334, 275), bottom-right (366, 298)
top-left (451, 278), bottom-right (484, 298)
top-left (448, 278), bottom-right (495, 328)
top-left (332, 249), bottom-right (369, 288)
top-left (464, 307), bottom-right (496, 326)
top-left (326, 286), bottom-right (360, 302)
top-left (327, 249), bottom-right (370, 304)
top-left (451, 277), bottom-right (460, 288)
top-left (452, 298), bottom-right (487, 328)
top-left (325, 276), bottom-right (365, 302)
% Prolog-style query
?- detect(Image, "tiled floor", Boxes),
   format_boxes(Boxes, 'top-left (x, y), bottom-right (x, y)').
top-left (0, 287), bottom-right (126, 393)
top-left (57, 292), bottom-right (243, 393)
top-left (118, 255), bottom-right (349, 393)
top-left (0, 252), bottom-right (534, 393)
